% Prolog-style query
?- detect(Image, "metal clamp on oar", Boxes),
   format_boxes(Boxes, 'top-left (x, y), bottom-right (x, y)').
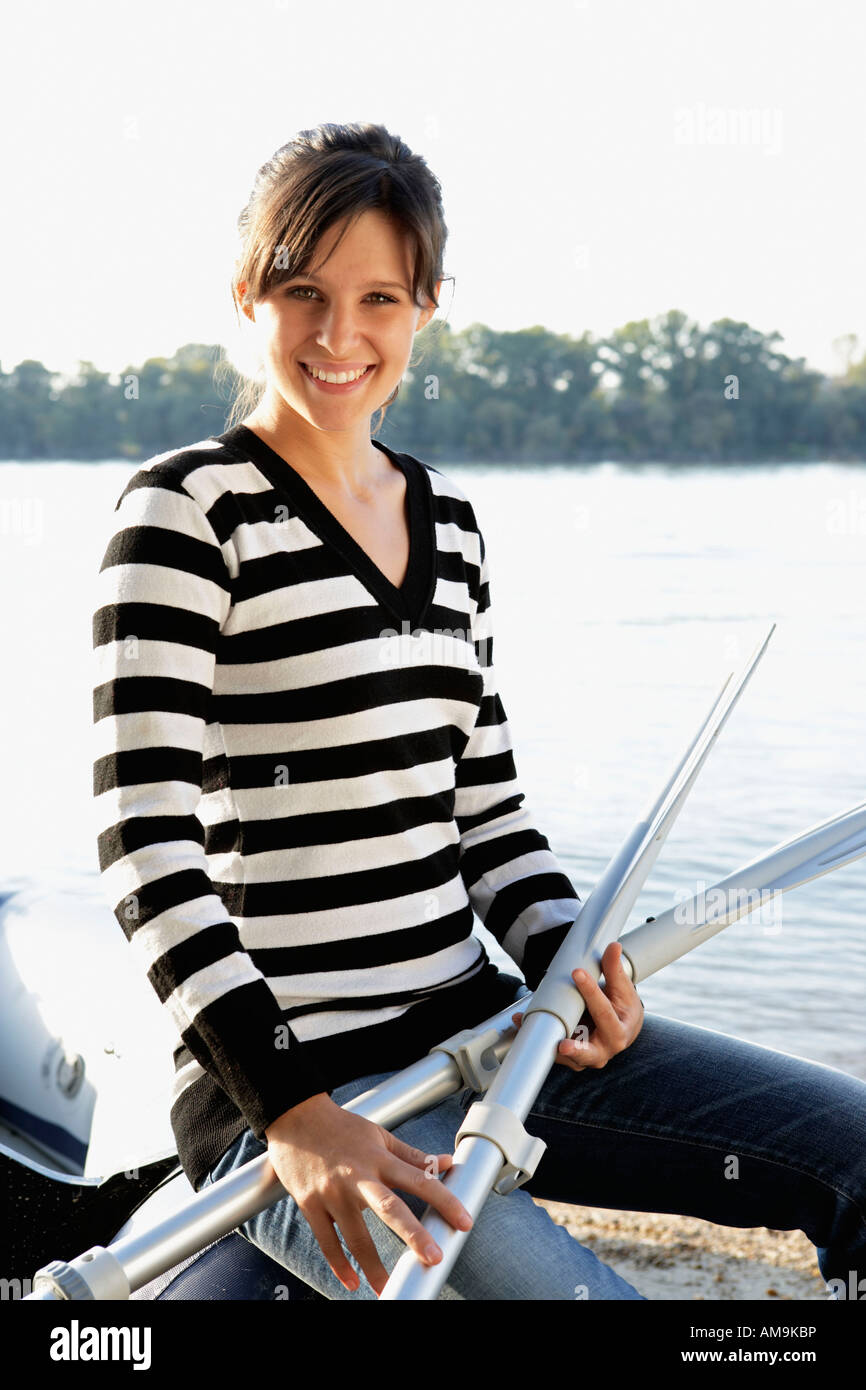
top-left (30, 1248), bottom-right (130, 1302)
top-left (429, 1015), bottom-right (521, 1093)
top-left (455, 1101), bottom-right (547, 1195)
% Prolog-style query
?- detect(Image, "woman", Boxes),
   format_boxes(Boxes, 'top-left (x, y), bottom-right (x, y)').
top-left (93, 122), bottom-right (866, 1300)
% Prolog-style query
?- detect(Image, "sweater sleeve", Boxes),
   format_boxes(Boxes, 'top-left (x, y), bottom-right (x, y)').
top-left (454, 528), bottom-right (582, 990)
top-left (92, 464), bottom-right (329, 1139)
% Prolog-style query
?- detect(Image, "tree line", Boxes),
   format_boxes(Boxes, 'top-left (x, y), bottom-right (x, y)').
top-left (2, 310), bottom-right (865, 463)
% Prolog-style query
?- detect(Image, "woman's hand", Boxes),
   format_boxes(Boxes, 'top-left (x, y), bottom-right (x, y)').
top-left (512, 941), bottom-right (644, 1073)
top-left (264, 1093), bottom-right (473, 1297)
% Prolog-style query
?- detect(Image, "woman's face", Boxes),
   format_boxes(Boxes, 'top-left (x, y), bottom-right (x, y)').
top-left (239, 208), bottom-right (440, 433)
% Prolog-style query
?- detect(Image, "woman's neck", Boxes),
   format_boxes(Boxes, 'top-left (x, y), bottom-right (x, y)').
top-left (241, 398), bottom-right (386, 495)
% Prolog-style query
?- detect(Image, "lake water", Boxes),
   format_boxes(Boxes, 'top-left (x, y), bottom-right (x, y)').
top-left (1, 456), bottom-right (864, 1078)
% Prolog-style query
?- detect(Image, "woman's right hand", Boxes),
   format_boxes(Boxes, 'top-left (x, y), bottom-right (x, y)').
top-left (264, 1091), bottom-right (473, 1296)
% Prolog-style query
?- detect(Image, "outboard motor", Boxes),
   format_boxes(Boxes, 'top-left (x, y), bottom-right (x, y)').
top-left (0, 879), bottom-right (322, 1301)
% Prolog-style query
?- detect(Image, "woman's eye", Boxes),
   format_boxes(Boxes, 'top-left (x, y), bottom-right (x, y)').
top-left (285, 287), bottom-right (396, 305)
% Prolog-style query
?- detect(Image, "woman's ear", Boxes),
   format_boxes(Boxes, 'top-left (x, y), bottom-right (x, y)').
top-left (235, 280), bottom-right (255, 321)
top-left (417, 279), bottom-right (442, 333)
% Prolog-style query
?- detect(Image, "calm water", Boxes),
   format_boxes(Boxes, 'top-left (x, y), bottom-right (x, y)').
top-left (1, 457), bottom-right (864, 1077)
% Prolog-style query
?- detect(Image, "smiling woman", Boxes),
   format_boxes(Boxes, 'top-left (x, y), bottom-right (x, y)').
top-left (91, 121), bottom-right (866, 1304)
top-left (92, 123), bottom-right (594, 1296)
top-left (223, 124), bottom-right (448, 449)
top-left (237, 208), bottom-right (433, 439)
top-left (219, 129), bottom-right (448, 578)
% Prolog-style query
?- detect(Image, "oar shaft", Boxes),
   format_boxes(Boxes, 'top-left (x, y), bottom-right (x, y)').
top-left (26, 1009), bottom-right (519, 1300)
top-left (28, 781), bottom-right (866, 1301)
top-left (112, 1016), bottom-right (519, 1291)
top-left (622, 800), bottom-right (866, 982)
top-left (380, 1008), bottom-right (569, 1301)
top-left (382, 628), bottom-right (776, 1301)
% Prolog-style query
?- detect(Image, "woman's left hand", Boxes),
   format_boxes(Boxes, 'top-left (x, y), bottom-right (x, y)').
top-left (512, 941), bottom-right (644, 1073)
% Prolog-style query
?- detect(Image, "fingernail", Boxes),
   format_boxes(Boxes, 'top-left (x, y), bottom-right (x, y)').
top-left (424, 1244), bottom-right (442, 1262)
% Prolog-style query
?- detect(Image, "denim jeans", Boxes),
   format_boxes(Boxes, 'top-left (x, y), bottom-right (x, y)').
top-left (200, 1007), bottom-right (866, 1300)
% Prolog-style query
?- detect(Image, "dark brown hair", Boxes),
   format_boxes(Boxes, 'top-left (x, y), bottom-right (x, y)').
top-left (218, 122), bottom-right (451, 433)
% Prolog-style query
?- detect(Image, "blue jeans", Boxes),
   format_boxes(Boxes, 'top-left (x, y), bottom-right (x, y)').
top-left (200, 1008), bottom-right (866, 1300)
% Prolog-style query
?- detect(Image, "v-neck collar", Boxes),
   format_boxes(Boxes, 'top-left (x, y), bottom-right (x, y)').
top-left (214, 423), bottom-right (436, 629)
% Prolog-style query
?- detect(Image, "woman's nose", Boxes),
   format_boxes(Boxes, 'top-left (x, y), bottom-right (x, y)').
top-left (314, 302), bottom-right (365, 355)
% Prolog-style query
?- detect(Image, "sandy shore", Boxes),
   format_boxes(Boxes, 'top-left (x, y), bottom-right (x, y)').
top-left (535, 1199), bottom-right (829, 1300)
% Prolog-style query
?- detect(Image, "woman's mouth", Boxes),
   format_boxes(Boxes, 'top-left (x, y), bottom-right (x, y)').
top-left (299, 362), bottom-right (376, 393)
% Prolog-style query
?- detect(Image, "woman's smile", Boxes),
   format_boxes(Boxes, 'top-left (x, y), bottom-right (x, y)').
top-left (299, 360), bottom-right (377, 392)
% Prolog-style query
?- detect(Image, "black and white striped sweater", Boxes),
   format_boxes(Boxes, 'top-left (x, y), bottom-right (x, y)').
top-left (92, 423), bottom-right (580, 1190)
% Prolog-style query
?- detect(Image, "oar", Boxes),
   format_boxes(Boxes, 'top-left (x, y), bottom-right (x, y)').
top-left (379, 625), bottom-right (776, 1299)
top-left (620, 797), bottom-right (866, 979)
top-left (27, 791), bottom-right (866, 1300)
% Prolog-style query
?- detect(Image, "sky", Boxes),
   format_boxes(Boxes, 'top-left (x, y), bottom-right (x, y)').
top-left (3, 0), bottom-right (865, 381)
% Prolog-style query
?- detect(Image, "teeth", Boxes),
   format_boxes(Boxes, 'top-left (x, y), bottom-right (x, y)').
top-left (305, 364), bottom-right (370, 384)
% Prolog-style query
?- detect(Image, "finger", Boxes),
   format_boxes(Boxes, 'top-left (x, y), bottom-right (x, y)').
top-left (599, 941), bottom-right (640, 1007)
top-left (556, 1031), bottom-right (605, 1069)
top-left (597, 944), bottom-right (644, 1040)
top-left (557, 1010), bottom-right (606, 1065)
top-left (554, 1038), bottom-right (586, 1071)
top-left (333, 1206), bottom-right (389, 1297)
top-left (387, 1156), bottom-right (474, 1235)
top-left (565, 963), bottom-right (640, 1063)
top-left (572, 966), bottom-right (620, 1036)
top-left (386, 1133), bottom-right (455, 1177)
top-left (305, 1205), bottom-right (361, 1293)
top-left (359, 1180), bottom-right (445, 1265)
top-left (560, 968), bottom-right (625, 1065)
top-left (557, 1015), bottom-right (640, 1069)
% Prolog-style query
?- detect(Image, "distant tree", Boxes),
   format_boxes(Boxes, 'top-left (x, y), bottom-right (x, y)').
top-left (1, 319), bottom-right (863, 463)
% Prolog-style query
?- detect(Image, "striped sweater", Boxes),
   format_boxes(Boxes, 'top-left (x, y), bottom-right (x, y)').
top-left (92, 423), bottom-right (581, 1190)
